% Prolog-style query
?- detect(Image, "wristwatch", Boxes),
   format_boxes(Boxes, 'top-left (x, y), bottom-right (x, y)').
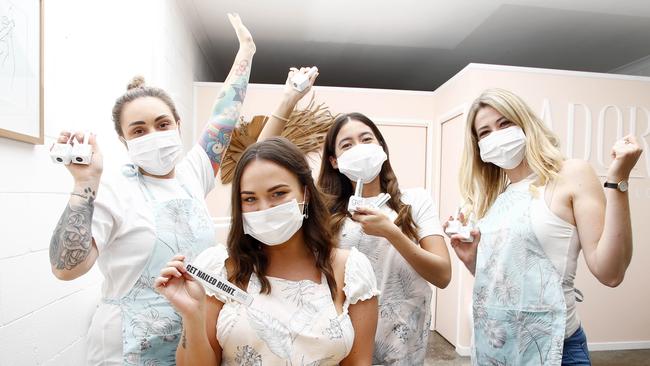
top-left (603, 180), bottom-right (629, 192)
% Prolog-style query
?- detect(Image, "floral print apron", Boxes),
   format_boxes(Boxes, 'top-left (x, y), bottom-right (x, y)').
top-left (472, 187), bottom-right (566, 366)
top-left (103, 166), bottom-right (215, 365)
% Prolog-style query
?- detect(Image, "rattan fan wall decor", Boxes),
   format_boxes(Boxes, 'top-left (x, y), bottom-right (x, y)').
top-left (220, 95), bottom-right (340, 184)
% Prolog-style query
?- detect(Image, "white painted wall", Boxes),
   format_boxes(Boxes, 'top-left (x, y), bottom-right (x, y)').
top-left (611, 54), bottom-right (650, 77)
top-left (0, 1), bottom-right (209, 364)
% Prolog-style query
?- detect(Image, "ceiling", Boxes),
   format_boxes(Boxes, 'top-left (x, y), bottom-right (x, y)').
top-left (182, 0), bottom-right (650, 91)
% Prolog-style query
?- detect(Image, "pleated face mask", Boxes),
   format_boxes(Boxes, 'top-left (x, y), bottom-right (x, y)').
top-left (478, 126), bottom-right (527, 170)
top-left (126, 130), bottom-right (183, 176)
top-left (242, 198), bottom-right (307, 246)
top-left (336, 143), bottom-right (388, 183)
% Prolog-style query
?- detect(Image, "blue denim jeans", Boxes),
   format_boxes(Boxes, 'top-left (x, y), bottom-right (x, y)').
top-left (562, 326), bottom-right (592, 365)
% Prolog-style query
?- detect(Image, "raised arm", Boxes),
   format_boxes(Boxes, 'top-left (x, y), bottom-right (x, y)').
top-left (49, 132), bottom-right (101, 280)
top-left (199, 13), bottom-right (256, 176)
top-left (572, 135), bottom-right (643, 287)
top-left (258, 67), bottom-right (319, 141)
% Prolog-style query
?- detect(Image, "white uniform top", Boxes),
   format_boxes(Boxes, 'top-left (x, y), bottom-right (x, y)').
top-left (339, 188), bottom-right (445, 365)
top-left (509, 175), bottom-right (582, 338)
top-left (193, 245), bottom-right (380, 365)
top-left (86, 145), bottom-right (215, 365)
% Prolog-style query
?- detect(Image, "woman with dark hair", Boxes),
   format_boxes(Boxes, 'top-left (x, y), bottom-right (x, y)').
top-left (155, 137), bottom-right (380, 365)
top-left (318, 113), bottom-right (452, 365)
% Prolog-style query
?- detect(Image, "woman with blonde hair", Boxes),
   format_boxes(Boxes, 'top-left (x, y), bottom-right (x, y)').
top-left (448, 88), bottom-right (643, 365)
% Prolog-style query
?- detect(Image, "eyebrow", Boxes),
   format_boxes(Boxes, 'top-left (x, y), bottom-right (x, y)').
top-left (240, 184), bottom-right (290, 195)
top-left (155, 114), bottom-right (170, 122)
top-left (338, 137), bottom-right (352, 147)
top-left (127, 114), bottom-right (170, 127)
top-left (477, 117), bottom-right (508, 134)
top-left (337, 132), bottom-right (373, 147)
top-left (127, 121), bottom-right (146, 127)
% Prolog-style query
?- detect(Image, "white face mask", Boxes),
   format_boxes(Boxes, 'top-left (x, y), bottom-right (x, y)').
top-left (242, 198), bottom-right (307, 246)
top-left (336, 143), bottom-right (387, 183)
top-left (478, 126), bottom-right (527, 170)
top-left (126, 130), bottom-right (183, 176)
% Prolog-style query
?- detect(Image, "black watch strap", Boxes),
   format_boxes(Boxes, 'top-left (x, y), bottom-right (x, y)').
top-left (603, 182), bottom-right (618, 189)
top-left (604, 180), bottom-right (629, 192)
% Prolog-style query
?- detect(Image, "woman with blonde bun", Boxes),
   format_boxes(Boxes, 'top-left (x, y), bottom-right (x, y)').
top-left (447, 88), bottom-right (643, 366)
top-left (47, 14), bottom-right (256, 365)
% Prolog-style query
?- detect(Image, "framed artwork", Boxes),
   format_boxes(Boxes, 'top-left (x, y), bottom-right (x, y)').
top-left (0, 0), bottom-right (43, 144)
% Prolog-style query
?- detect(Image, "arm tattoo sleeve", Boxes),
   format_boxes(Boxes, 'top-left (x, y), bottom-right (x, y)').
top-left (199, 57), bottom-right (252, 176)
top-left (49, 187), bottom-right (96, 270)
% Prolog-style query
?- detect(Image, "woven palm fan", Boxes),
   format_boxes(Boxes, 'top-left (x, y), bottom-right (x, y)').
top-left (220, 95), bottom-right (339, 184)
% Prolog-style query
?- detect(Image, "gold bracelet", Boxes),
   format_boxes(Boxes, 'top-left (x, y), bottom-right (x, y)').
top-left (271, 113), bottom-right (290, 123)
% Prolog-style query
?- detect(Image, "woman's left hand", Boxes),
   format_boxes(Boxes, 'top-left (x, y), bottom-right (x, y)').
top-left (607, 135), bottom-right (643, 182)
top-left (352, 206), bottom-right (400, 239)
top-left (227, 13), bottom-right (255, 55)
top-left (282, 67), bottom-right (319, 104)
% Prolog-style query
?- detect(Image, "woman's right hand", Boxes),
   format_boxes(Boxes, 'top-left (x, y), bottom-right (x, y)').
top-left (53, 131), bottom-right (103, 185)
top-left (443, 215), bottom-right (480, 275)
top-left (154, 255), bottom-right (207, 317)
top-left (227, 13), bottom-right (255, 55)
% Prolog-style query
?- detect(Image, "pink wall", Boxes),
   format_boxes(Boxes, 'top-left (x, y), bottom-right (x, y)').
top-left (194, 82), bottom-right (435, 249)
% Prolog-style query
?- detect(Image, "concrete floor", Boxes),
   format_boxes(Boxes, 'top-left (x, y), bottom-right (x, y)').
top-left (423, 331), bottom-right (470, 366)
top-left (424, 331), bottom-right (650, 366)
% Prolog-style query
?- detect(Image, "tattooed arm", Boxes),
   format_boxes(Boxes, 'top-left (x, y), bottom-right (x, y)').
top-left (199, 14), bottom-right (255, 176)
top-left (50, 187), bottom-right (99, 280)
top-left (49, 131), bottom-right (102, 280)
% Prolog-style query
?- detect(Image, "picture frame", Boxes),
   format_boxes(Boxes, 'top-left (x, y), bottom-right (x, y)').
top-left (0, 0), bottom-right (43, 145)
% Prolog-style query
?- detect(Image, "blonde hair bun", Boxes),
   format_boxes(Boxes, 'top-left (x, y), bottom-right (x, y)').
top-left (127, 75), bottom-right (146, 90)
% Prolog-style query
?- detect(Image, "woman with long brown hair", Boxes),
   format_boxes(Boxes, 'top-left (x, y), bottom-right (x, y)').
top-left (318, 113), bottom-right (451, 365)
top-left (155, 137), bottom-right (379, 365)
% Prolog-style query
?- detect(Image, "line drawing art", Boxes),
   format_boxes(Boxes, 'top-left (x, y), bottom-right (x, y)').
top-left (0, 0), bottom-right (19, 101)
top-left (0, 0), bottom-right (43, 144)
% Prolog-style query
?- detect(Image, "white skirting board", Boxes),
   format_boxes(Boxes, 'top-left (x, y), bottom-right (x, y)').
top-left (587, 341), bottom-right (650, 351)
top-left (455, 341), bottom-right (650, 356)
top-left (455, 346), bottom-right (471, 357)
